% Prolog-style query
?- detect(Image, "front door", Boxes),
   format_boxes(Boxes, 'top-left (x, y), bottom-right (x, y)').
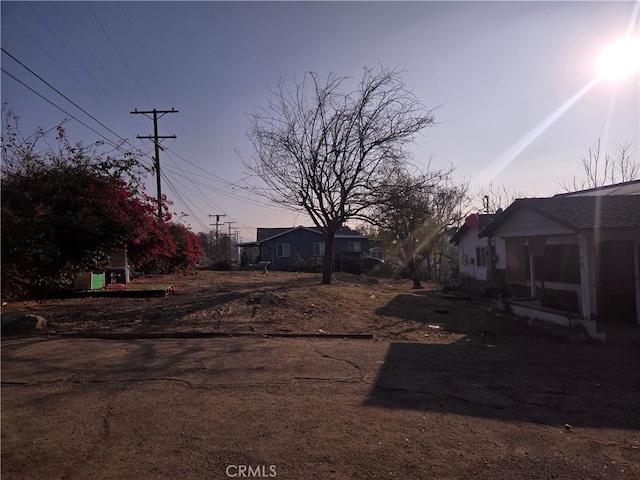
top-left (598, 241), bottom-right (636, 323)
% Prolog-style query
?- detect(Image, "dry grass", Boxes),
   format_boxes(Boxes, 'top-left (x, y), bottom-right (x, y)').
top-left (4, 270), bottom-right (536, 344)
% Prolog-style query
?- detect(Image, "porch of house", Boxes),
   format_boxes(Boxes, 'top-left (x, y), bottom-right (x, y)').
top-left (501, 231), bottom-right (640, 343)
top-left (508, 297), bottom-right (640, 343)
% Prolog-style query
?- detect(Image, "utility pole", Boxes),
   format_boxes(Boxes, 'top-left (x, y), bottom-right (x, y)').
top-left (209, 214), bottom-right (226, 260)
top-left (234, 228), bottom-right (241, 263)
top-left (131, 108), bottom-right (178, 219)
top-left (225, 221), bottom-right (236, 261)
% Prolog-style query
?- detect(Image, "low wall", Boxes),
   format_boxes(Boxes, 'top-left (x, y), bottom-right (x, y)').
top-left (508, 298), bottom-right (605, 342)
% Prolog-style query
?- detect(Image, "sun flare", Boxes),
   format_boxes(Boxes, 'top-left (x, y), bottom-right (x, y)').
top-left (595, 37), bottom-right (640, 80)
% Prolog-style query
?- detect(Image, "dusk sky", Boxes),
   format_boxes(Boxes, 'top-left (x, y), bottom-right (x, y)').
top-left (2, 1), bottom-right (639, 240)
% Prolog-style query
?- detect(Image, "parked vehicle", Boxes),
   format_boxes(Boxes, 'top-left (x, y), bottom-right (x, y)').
top-left (333, 251), bottom-right (384, 274)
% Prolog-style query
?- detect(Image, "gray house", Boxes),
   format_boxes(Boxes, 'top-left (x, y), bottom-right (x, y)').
top-left (239, 226), bottom-right (370, 270)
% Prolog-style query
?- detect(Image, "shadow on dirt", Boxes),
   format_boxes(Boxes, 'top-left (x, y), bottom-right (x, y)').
top-left (34, 292), bottom-right (249, 331)
top-left (15, 275), bottom-right (329, 333)
top-left (364, 342), bottom-right (640, 429)
top-left (374, 291), bottom-right (540, 342)
top-left (1, 337), bottom-right (280, 404)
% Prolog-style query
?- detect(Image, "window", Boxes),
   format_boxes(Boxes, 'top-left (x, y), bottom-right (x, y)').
top-left (476, 247), bottom-right (487, 267)
top-left (313, 242), bottom-right (325, 256)
top-left (276, 244), bottom-right (290, 257)
top-left (347, 241), bottom-right (361, 252)
top-left (533, 244), bottom-right (580, 284)
top-left (505, 239), bottom-right (530, 284)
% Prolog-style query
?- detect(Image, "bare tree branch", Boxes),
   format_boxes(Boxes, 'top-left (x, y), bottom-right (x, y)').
top-left (245, 67), bottom-right (437, 283)
top-left (368, 165), bottom-right (468, 288)
top-left (560, 138), bottom-right (639, 192)
top-left (475, 182), bottom-right (527, 213)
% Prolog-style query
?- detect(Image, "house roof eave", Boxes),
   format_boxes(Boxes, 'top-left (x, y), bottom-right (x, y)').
top-left (480, 196), bottom-right (640, 237)
top-left (253, 226), bottom-right (368, 244)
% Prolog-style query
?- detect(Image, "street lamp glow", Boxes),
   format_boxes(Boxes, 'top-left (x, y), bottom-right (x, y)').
top-left (595, 37), bottom-right (640, 81)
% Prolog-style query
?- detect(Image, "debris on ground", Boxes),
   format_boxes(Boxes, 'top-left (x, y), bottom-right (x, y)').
top-left (1, 312), bottom-right (48, 334)
top-left (260, 291), bottom-right (282, 305)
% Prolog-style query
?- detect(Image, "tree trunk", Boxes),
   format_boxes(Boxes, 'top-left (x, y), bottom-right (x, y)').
top-left (321, 230), bottom-right (336, 284)
top-left (408, 257), bottom-right (422, 289)
top-left (424, 254), bottom-right (432, 282)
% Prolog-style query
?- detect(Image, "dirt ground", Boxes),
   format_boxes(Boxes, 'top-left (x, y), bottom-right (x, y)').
top-left (2, 270), bottom-right (640, 479)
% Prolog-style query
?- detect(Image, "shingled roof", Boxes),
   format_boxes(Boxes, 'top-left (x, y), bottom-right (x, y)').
top-left (554, 179), bottom-right (640, 197)
top-left (480, 195), bottom-right (640, 237)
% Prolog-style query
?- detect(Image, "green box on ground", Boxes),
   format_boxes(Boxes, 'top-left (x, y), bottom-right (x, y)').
top-left (73, 272), bottom-right (105, 290)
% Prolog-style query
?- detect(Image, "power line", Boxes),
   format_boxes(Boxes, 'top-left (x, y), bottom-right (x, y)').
top-left (163, 146), bottom-right (251, 189)
top-left (117, 2), bottom-right (174, 110)
top-left (2, 58), bottom-right (223, 229)
top-left (163, 167), bottom-right (291, 214)
top-left (3, 63), bottom-right (279, 235)
top-left (157, 164), bottom-right (214, 222)
top-left (2, 48), bottom-right (141, 158)
top-left (163, 151), bottom-right (227, 214)
top-left (85, 1), bottom-right (153, 107)
top-left (160, 171), bottom-right (209, 231)
top-left (1, 67), bottom-right (128, 154)
top-left (22, 2), bottom-right (138, 132)
top-left (2, 58), bottom-right (221, 230)
top-left (3, 38), bottom-right (265, 235)
top-left (159, 160), bottom-right (256, 232)
top-left (161, 146), bottom-right (294, 214)
top-left (0, 48), bottom-right (155, 170)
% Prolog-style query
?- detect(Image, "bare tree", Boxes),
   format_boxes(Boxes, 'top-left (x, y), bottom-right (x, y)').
top-left (475, 182), bottom-right (527, 213)
top-left (561, 139), bottom-right (639, 192)
top-left (370, 166), bottom-right (468, 288)
top-left (246, 67), bottom-right (437, 284)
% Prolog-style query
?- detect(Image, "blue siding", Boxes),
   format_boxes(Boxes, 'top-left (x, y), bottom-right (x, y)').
top-left (259, 229), bottom-right (370, 270)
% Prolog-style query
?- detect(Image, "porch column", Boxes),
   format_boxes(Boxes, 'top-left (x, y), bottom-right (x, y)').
top-left (634, 242), bottom-right (640, 326)
top-left (529, 254), bottom-right (537, 298)
top-left (578, 232), bottom-right (592, 320)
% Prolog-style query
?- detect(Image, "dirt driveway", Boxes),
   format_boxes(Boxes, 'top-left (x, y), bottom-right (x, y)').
top-left (2, 271), bottom-right (640, 479)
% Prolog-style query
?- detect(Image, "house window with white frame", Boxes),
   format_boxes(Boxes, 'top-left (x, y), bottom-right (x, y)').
top-left (347, 241), bottom-right (361, 252)
top-left (313, 242), bottom-right (325, 257)
top-left (276, 244), bottom-right (290, 257)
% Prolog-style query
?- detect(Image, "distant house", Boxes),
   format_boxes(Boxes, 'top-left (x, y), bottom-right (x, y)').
top-left (480, 192), bottom-right (640, 341)
top-left (450, 213), bottom-right (506, 286)
top-left (238, 226), bottom-right (371, 270)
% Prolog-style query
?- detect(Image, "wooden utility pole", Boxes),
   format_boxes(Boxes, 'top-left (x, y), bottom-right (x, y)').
top-left (209, 214), bottom-right (226, 260)
top-left (233, 228), bottom-right (241, 262)
top-left (225, 221), bottom-right (236, 260)
top-left (131, 108), bottom-right (178, 219)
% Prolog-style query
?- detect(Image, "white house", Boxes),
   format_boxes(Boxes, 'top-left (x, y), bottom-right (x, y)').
top-left (480, 192), bottom-right (640, 341)
top-left (450, 213), bottom-right (506, 284)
